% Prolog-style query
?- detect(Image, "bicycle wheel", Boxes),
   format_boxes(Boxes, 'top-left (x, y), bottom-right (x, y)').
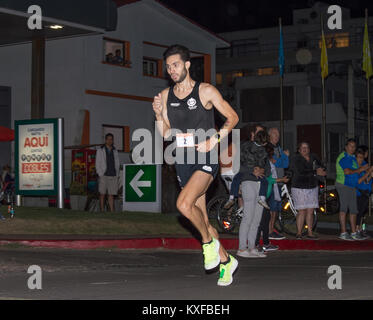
top-left (318, 189), bottom-right (339, 215)
top-left (217, 200), bottom-right (241, 234)
top-left (207, 194), bottom-right (229, 220)
top-left (278, 202), bottom-right (318, 236)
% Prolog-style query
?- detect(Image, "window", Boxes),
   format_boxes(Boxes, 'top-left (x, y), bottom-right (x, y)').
top-left (143, 57), bottom-right (162, 77)
top-left (102, 124), bottom-right (130, 152)
top-left (226, 71), bottom-right (243, 86)
top-left (257, 67), bottom-right (277, 76)
top-left (319, 33), bottom-right (349, 49)
top-left (216, 73), bottom-right (223, 85)
top-left (103, 37), bottom-right (131, 67)
top-left (310, 87), bottom-right (322, 104)
top-left (231, 38), bottom-right (259, 57)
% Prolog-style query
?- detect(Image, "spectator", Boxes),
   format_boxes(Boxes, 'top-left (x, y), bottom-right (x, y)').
top-left (95, 133), bottom-right (120, 212)
top-left (267, 127), bottom-right (289, 240)
top-left (255, 145), bottom-right (289, 252)
top-left (237, 125), bottom-right (269, 258)
top-left (220, 134), bottom-right (243, 213)
top-left (1, 164), bottom-right (14, 190)
top-left (336, 139), bottom-right (369, 240)
top-left (106, 53), bottom-right (114, 63)
top-left (112, 49), bottom-right (124, 65)
top-left (289, 142), bottom-right (326, 239)
top-left (355, 146), bottom-right (372, 239)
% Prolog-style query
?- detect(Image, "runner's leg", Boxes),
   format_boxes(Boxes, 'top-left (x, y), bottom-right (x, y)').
top-left (196, 193), bottom-right (229, 262)
top-left (176, 170), bottom-right (215, 244)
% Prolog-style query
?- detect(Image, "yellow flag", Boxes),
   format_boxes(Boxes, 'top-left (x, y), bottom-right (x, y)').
top-left (363, 21), bottom-right (373, 79)
top-left (320, 29), bottom-right (328, 79)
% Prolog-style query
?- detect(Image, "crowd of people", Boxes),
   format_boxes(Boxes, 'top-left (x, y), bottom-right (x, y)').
top-left (224, 125), bottom-right (371, 258)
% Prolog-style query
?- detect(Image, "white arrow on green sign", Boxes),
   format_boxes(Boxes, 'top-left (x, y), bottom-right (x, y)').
top-left (125, 165), bottom-right (156, 202)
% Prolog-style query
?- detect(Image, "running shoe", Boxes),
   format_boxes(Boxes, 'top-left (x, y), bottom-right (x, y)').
top-left (202, 237), bottom-right (220, 270)
top-left (217, 255), bottom-right (238, 286)
top-left (258, 199), bottom-right (270, 210)
top-left (262, 243), bottom-right (279, 252)
top-left (339, 232), bottom-right (354, 241)
top-left (351, 232), bottom-right (365, 241)
top-left (269, 231), bottom-right (286, 240)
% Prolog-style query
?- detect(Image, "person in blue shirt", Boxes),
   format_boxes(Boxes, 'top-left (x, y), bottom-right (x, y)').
top-left (336, 139), bottom-right (369, 241)
top-left (355, 146), bottom-right (373, 239)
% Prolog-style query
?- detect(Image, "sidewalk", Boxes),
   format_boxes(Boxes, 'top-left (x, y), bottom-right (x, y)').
top-left (1, 230), bottom-right (373, 251)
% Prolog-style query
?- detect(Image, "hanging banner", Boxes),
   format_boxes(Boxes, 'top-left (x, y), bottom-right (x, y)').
top-left (15, 119), bottom-right (58, 195)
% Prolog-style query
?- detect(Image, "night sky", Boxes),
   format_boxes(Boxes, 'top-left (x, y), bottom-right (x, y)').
top-left (160, 0), bottom-right (373, 33)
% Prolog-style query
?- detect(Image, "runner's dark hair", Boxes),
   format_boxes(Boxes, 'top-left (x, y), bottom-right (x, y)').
top-left (163, 44), bottom-right (191, 62)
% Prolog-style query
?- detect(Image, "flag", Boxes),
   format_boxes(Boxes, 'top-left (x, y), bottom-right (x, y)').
top-left (320, 28), bottom-right (328, 79)
top-left (363, 20), bottom-right (373, 79)
top-left (278, 24), bottom-right (285, 77)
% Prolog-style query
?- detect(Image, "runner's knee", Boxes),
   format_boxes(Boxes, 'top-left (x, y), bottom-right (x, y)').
top-left (176, 197), bottom-right (192, 217)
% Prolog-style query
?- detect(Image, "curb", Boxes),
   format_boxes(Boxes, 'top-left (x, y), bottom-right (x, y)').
top-left (1, 238), bottom-right (373, 251)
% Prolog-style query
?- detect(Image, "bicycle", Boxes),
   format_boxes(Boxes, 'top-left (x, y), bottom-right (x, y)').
top-left (207, 175), bottom-right (243, 234)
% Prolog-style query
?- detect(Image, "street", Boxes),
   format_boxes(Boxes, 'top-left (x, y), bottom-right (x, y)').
top-left (0, 246), bottom-right (372, 300)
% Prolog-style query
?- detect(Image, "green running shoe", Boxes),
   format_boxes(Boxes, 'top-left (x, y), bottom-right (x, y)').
top-left (202, 237), bottom-right (220, 270)
top-left (217, 255), bottom-right (238, 286)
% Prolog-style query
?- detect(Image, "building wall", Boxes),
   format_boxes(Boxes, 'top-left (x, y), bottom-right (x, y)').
top-left (0, 1), bottom-right (220, 183)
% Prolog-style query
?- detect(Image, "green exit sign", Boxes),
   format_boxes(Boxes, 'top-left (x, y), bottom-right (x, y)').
top-left (124, 165), bottom-right (156, 202)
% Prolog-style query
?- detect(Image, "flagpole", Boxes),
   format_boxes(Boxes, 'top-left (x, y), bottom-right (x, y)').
top-left (366, 9), bottom-right (371, 167)
top-left (321, 18), bottom-right (327, 165)
top-left (366, 8), bottom-right (372, 218)
top-left (279, 17), bottom-right (284, 148)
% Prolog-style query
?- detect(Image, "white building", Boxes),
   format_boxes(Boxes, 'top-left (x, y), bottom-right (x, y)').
top-left (216, 1), bottom-right (372, 171)
top-left (0, 0), bottom-right (229, 187)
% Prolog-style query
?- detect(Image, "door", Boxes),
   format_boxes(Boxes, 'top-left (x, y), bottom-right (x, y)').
top-left (0, 86), bottom-right (11, 170)
top-left (297, 124), bottom-right (321, 159)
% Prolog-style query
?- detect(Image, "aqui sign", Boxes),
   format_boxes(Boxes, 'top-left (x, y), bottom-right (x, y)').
top-left (15, 119), bottom-right (59, 195)
top-left (123, 164), bottom-right (161, 212)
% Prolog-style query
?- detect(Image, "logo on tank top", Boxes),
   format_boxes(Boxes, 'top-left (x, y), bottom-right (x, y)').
top-left (170, 102), bottom-right (180, 107)
top-left (187, 97), bottom-right (197, 110)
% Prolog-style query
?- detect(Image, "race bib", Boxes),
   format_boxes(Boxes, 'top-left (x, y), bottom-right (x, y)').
top-left (176, 133), bottom-right (195, 148)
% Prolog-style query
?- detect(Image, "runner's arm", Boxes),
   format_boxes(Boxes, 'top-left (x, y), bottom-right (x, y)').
top-left (153, 89), bottom-right (172, 139)
top-left (202, 84), bottom-right (239, 142)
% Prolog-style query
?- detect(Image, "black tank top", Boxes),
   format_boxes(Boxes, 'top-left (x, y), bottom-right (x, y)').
top-left (166, 82), bottom-right (215, 136)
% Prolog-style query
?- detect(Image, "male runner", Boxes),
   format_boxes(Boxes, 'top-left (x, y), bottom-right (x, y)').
top-left (152, 44), bottom-right (239, 286)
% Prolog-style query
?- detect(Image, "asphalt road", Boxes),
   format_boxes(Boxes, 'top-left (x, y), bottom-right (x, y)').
top-left (0, 246), bottom-right (372, 300)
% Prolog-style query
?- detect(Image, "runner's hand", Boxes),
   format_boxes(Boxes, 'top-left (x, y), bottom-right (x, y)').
top-left (196, 138), bottom-right (217, 153)
top-left (152, 93), bottom-right (163, 116)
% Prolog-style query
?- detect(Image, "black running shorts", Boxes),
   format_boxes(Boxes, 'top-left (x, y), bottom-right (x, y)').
top-left (174, 151), bottom-right (219, 188)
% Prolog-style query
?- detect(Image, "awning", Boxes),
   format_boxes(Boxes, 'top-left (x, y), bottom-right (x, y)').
top-left (0, 0), bottom-right (117, 46)
top-left (0, 126), bottom-right (14, 141)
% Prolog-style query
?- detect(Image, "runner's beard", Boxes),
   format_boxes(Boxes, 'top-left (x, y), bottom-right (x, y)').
top-left (173, 67), bottom-right (188, 83)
